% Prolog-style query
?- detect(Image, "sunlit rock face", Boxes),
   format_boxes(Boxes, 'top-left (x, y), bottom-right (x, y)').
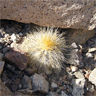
top-left (0, 0), bottom-right (96, 30)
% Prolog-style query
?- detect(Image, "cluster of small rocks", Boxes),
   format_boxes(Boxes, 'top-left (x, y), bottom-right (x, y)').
top-left (0, 20), bottom-right (96, 96)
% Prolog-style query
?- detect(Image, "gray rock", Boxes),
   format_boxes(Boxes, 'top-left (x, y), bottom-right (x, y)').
top-left (60, 91), bottom-right (68, 96)
top-left (86, 52), bottom-right (93, 58)
top-left (73, 70), bottom-right (85, 80)
top-left (3, 47), bottom-right (10, 53)
top-left (89, 68), bottom-right (96, 86)
top-left (11, 34), bottom-right (16, 42)
top-left (0, 0), bottom-right (96, 30)
top-left (46, 92), bottom-right (59, 96)
top-left (11, 34), bottom-right (21, 43)
top-left (18, 83), bottom-right (22, 89)
top-left (71, 42), bottom-right (78, 49)
top-left (30, 73), bottom-right (49, 93)
top-left (69, 49), bottom-right (79, 65)
top-left (72, 79), bottom-right (85, 96)
top-left (21, 75), bottom-right (32, 89)
top-left (51, 82), bottom-right (57, 88)
top-left (0, 60), bottom-right (5, 75)
top-left (88, 48), bottom-right (96, 53)
top-left (68, 49), bottom-right (84, 67)
top-left (70, 66), bottom-right (78, 72)
top-left (0, 53), bottom-right (4, 60)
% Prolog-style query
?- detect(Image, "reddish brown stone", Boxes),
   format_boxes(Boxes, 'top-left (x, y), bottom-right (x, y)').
top-left (4, 50), bottom-right (28, 70)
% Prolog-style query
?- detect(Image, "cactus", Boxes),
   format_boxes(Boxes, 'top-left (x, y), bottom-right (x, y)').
top-left (20, 27), bottom-right (67, 71)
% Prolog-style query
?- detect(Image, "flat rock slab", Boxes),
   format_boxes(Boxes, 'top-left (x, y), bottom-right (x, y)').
top-left (30, 73), bottom-right (49, 93)
top-left (0, 0), bottom-right (96, 30)
top-left (89, 68), bottom-right (96, 86)
top-left (4, 50), bottom-right (28, 70)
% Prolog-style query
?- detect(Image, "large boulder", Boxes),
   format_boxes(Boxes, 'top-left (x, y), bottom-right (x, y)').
top-left (0, 0), bottom-right (96, 30)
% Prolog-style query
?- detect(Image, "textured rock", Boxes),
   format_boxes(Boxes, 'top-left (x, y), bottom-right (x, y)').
top-left (89, 68), bottom-right (96, 86)
top-left (4, 50), bottom-right (28, 70)
top-left (30, 73), bottom-right (49, 93)
top-left (66, 29), bottom-right (95, 45)
top-left (68, 49), bottom-right (84, 67)
top-left (73, 70), bottom-right (85, 79)
top-left (60, 91), bottom-right (68, 96)
top-left (0, 79), bottom-right (14, 96)
top-left (21, 75), bottom-right (32, 89)
top-left (0, 0), bottom-right (96, 30)
top-left (71, 42), bottom-right (78, 49)
top-left (86, 52), bottom-right (93, 58)
top-left (0, 53), bottom-right (4, 60)
top-left (51, 82), bottom-right (57, 88)
top-left (46, 92), bottom-right (59, 96)
top-left (0, 60), bottom-right (5, 75)
top-left (70, 66), bottom-right (78, 72)
top-left (72, 79), bottom-right (85, 96)
top-left (88, 48), bottom-right (96, 53)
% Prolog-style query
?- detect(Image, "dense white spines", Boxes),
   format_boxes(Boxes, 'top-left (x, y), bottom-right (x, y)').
top-left (21, 28), bottom-right (67, 70)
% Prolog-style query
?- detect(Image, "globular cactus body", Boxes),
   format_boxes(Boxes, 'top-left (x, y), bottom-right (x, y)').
top-left (21, 27), bottom-right (67, 71)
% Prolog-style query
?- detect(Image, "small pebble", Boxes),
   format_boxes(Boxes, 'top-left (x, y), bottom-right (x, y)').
top-left (88, 48), bottom-right (96, 53)
top-left (71, 42), bottom-right (78, 48)
top-left (86, 53), bottom-right (93, 58)
top-left (11, 34), bottom-right (16, 42)
top-left (66, 67), bottom-right (71, 72)
top-left (94, 54), bottom-right (96, 60)
top-left (19, 33), bottom-right (23, 37)
top-left (18, 83), bottom-right (22, 89)
top-left (70, 66), bottom-right (78, 72)
top-left (51, 82), bottom-right (57, 88)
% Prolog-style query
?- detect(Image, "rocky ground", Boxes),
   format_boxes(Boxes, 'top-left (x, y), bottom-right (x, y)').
top-left (0, 20), bottom-right (96, 96)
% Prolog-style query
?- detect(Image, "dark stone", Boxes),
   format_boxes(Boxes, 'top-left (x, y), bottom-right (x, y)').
top-left (4, 50), bottom-right (28, 70)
